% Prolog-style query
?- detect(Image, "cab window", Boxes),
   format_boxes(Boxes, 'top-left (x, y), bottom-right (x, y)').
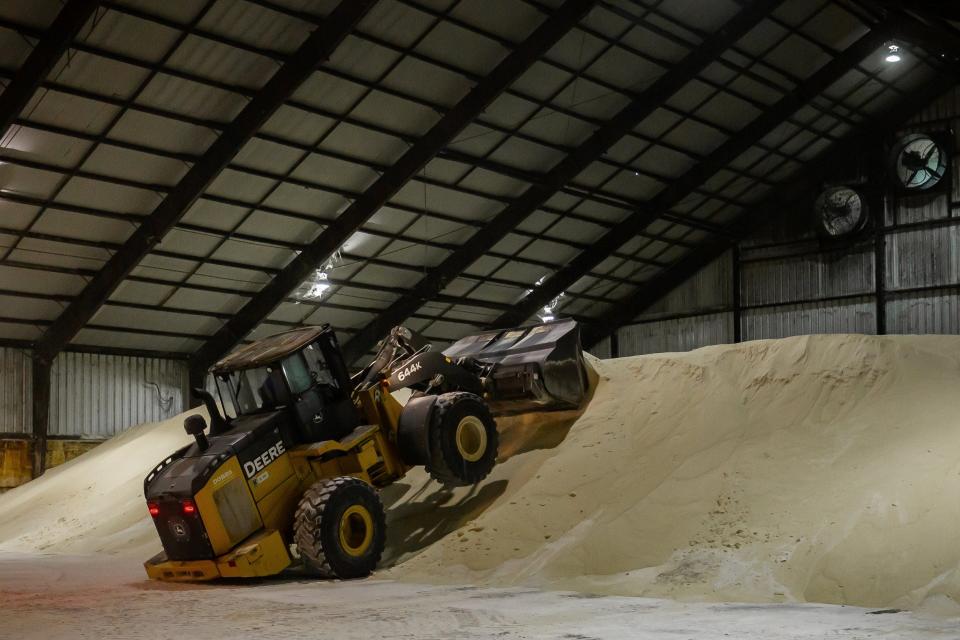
top-left (281, 343), bottom-right (338, 396)
top-left (282, 354), bottom-right (312, 395)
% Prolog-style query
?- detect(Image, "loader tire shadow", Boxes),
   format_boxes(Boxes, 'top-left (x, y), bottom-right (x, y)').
top-left (380, 479), bottom-right (507, 567)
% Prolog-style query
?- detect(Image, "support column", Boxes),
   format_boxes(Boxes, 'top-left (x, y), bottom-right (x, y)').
top-left (31, 356), bottom-right (51, 478)
top-left (732, 246), bottom-right (742, 343)
top-left (875, 195), bottom-right (888, 336)
top-left (188, 363), bottom-right (206, 409)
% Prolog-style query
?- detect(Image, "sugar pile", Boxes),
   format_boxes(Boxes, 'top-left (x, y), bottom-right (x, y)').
top-left (0, 410), bottom-right (196, 556)
top-left (389, 335), bottom-right (960, 612)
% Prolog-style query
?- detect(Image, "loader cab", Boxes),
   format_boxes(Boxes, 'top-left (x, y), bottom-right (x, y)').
top-left (212, 326), bottom-right (358, 444)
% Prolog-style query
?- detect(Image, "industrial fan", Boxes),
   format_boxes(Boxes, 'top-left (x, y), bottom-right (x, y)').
top-left (887, 132), bottom-right (950, 194)
top-left (813, 185), bottom-right (868, 238)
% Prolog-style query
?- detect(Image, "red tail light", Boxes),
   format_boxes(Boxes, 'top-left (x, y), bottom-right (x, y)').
top-left (182, 499), bottom-right (197, 515)
top-left (147, 502), bottom-right (160, 518)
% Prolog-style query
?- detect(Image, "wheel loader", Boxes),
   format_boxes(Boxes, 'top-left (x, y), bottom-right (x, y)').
top-left (143, 318), bottom-right (587, 581)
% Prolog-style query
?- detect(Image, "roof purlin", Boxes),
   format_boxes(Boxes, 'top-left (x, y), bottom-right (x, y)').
top-left (338, 0), bottom-right (784, 364)
top-left (495, 26), bottom-right (892, 328)
top-left (0, 0), bottom-right (100, 137)
top-left (189, 0), bottom-right (598, 373)
top-left (31, 0), bottom-right (377, 363)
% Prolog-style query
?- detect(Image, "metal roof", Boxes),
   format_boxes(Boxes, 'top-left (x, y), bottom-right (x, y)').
top-left (0, 0), bottom-right (955, 367)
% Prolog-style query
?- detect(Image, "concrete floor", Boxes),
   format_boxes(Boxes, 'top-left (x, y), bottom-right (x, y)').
top-left (1, 553), bottom-right (958, 640)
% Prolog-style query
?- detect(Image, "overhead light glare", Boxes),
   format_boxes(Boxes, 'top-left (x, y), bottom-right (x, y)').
top-left (294, 249), bottom-right (343, 302)
top-left (303, 270), bottom-right (330, 300)
top-left (885, 44), bottom-right (901, 63)
top-left (526, 275), bottom-right (566, 323)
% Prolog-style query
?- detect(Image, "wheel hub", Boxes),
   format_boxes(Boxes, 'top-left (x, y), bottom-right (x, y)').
top-left (338, 505), bottom-right (374, 557)
top-left (455, 415), bottom-right (487, 462)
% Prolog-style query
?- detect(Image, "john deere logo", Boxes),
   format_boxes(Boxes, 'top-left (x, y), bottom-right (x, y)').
top-left (168, 518), bottom-right (190, 542)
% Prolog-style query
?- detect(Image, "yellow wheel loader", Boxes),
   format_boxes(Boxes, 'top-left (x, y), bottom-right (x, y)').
top-left (143, 319), bottom-right (587, 581)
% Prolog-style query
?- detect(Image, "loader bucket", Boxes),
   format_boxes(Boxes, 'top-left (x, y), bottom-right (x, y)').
top-left (443, 318), bottom-right (588, 415)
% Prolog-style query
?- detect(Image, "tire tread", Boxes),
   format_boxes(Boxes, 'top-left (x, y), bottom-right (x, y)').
top-left (293, 476), bottom-right (385, 578)
top-left (426, 391), bottom-right (497, 486)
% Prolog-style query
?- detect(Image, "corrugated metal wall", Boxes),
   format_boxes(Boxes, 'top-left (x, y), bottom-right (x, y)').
top-left (740, 298), bottom-right (877, 340)
top-left (639, 251), bottom-right (733, 319)
top-left (739, 250), bottom-right (875, 306)
top-left (0, 347), bottom-right (31, 435)
top-left (619, 312), bottom-right (734, 355)
top-left (589, 336), bottom-right (612, 359)
top-left (885, 225), bottom-right (960, 290)
top-left (615, 252), bottom-right (735, 356)
top-left (49, 353), bottom-right (188, 438)
top-left (886, 287), bottom-right (960, 334)
top-left (615, 86), bottom-right (960, 358)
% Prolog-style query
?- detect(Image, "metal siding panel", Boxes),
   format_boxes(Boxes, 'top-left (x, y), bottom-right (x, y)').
top-left (637, 251), bottom-right (733, 320)
top-left (0, 347), bottom-right (31, 434)
top-left (886, 224), bottom-right (960, 290)
top-left (954, 156), bottom-right (960, 203)
top-left (894, 192), bottom-right (950, 225)
top-left (589, 336), bottom-right (611, 359)
top-left (740, 298), bottom-right (876, 341)
top-left (886, 289), bottom-right (960, 335)
top-left (910, 84), bottom-right (960, 125)
top-left (617, 312), bottom-right (734, 357)
top-left (48, 353), bottom-right (187, 438)
top-left (740, 239), bottom-right (818, 262)
top-left (740, 250), bottom-right (874, 306)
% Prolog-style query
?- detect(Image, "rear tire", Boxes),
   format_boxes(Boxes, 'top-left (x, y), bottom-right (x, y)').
top-left (427, 392), bottom-right (498, 486)
top-left (293, 476), bottom-right (386, 579)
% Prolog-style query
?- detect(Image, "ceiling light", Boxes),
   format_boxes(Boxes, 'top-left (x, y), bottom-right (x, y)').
top-left (292, 249), bottom-right (344, 302)
top-left (885, 44), bottom-right (901, 63)
top-left (303, 271), bottom-right (330, 300)
top-left (294, 268), bottom-right (331, 301)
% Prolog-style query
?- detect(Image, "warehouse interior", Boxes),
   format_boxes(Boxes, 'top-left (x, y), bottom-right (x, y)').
top-left (2, 0), bottom-right (960, 637)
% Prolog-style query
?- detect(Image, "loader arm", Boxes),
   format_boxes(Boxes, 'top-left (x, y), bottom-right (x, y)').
top-left (353, 326), bottom-right (430, 391)
top-left (356, 319), bottom-right (589, 415)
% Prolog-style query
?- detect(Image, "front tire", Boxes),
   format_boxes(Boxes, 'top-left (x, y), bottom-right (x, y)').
top-left (427, 392), bottom-right (498, 486)
top-left (293, 476), bottom-right (386, 579)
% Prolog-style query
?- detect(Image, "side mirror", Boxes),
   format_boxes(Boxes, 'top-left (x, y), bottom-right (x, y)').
top-left (184, 414), bottom-right (209, 451)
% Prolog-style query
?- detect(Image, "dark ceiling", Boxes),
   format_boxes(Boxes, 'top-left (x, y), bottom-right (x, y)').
top-left (0, 0), bottom-right (956, 373)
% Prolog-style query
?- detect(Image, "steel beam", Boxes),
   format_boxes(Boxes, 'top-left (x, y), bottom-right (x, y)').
top-left (881, 3), bottom-right (960, 60)
top-left (190, 0), bottom-right (597, 371)
top-left (337, 0), bottom-right (783, 364)
top-left (32, 0), bottom-right (375, 363)
top-left (3, 0), bottom-right (101, 475)
top-left (0, 0), bottom-right (99, 137)
top-left (495, 27), bottom-right (890, 328)
top-left (868, 0), bottom-right (960, 22)
top-left (582, 74), bottom-right (957, 347)
top-left (31, 358), bottom-right (51, 477)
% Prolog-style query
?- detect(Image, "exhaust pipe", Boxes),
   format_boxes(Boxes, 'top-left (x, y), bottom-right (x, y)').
top-left (191, 387), bottom-right (229, 435)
